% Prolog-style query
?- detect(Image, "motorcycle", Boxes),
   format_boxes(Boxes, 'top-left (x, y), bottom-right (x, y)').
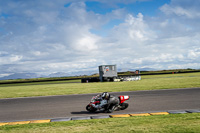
top-left (86, 95), bottom-right (130, 113)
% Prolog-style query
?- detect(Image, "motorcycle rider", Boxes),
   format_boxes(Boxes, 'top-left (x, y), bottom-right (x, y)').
top-left (91, 92), bottom-right (108, 109)
top-left (92, 92), bottom-right (119, 113)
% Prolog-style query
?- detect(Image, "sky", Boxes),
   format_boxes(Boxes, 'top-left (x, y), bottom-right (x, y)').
top-left (0, 0), bottom-right (200, 77)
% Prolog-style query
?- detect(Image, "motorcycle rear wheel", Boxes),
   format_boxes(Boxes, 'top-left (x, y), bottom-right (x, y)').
top-left (120, 102), bottom-right (129, 110)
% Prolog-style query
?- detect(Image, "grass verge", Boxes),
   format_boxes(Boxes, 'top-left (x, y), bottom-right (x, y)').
top-left (0, 113), bottom-right (200, 133)
top-left (0, 72), bottom-right (200, 99)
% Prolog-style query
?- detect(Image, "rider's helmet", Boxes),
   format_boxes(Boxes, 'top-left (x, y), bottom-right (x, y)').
top-left (101, 92), bottom-right (110, 100)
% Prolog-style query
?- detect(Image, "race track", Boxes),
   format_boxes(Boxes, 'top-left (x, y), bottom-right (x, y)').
top-left (0, 88), bottom-right (200, 122)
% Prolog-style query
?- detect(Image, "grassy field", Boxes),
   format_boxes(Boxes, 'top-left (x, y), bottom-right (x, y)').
top-left (0, 72), bottom-right (200, 132)
top-left (0, 113), bottom-right (200, 133)
top-left (0, 72), bottom-right (200, 99)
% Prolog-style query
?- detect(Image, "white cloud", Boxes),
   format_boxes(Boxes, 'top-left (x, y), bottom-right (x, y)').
top-left (160, 0), bottom-right (200, 19)
top-left (74, 35), bottom-right (99, 52)
top-left (0, 0), bottom-right (200, 78)
top-left (188, 48), bottom-right (200, 59)
top-left (0, 54), bottom-right (23, 65)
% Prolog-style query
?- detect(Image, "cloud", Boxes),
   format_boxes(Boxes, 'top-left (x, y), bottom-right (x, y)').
top-left (0, 0), bottom-right (200, 77)
top-left (110, 13), bottom-right (157, 42)
top-left (160, 4), bottom-right (200, 19)
top-left (160, 0), bottom-right (200, 19)
top-left (188, 48), bottom-right (200, 59)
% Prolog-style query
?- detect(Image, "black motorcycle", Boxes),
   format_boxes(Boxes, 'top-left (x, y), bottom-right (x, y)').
top-left (86, 95), bottom-right (129, 113)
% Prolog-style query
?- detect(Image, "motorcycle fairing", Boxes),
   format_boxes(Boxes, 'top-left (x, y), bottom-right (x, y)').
top-left (119, 95), bottom-right (129, 103)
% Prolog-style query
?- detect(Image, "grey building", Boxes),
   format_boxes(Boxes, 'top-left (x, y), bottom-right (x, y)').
top-left (99, 65), bottom-right (117, 82)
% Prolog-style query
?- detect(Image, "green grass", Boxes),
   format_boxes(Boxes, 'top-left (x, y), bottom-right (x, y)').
top-left (0, 113), bottom-right (200, 133)
top-left (0, 73), bottom-right (200, 132)
top-left (0, 79), bottom-right (81, 87)
top-left (0, 77), bottom-right (82, 84)
top-left (0, 72), bottom-right (200, 99)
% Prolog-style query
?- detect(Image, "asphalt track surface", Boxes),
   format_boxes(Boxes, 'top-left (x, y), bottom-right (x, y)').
top-left (0, 88), bottom-right (200, 122)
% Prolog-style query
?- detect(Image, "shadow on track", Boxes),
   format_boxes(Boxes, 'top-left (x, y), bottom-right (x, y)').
top-left (71, 111), bottom-right (104, 115)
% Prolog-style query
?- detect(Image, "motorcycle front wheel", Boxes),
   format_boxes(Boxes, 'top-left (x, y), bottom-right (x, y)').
top-left (86, 105), bottom-right (97, 112)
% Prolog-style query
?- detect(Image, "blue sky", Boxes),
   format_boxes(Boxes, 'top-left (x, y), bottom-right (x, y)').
top-left (85, 0), bottom-right (171, 15)
top-left (0, 0), bottom-right (200, 78)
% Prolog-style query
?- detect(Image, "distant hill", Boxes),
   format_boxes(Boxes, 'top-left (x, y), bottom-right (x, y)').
top-left (47, 72), bottom-right (70, 78)
top-left (0, 73), bottom-right (39, 80)
top-left (0, 70), bottom-right (98, 80)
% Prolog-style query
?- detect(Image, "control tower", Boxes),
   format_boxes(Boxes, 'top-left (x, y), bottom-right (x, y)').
top-left (99, 65), bottom-right (117, 82)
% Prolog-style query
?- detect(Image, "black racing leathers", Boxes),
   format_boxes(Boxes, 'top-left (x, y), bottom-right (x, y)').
top-left (104, 95), bottom-right (119, 113)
